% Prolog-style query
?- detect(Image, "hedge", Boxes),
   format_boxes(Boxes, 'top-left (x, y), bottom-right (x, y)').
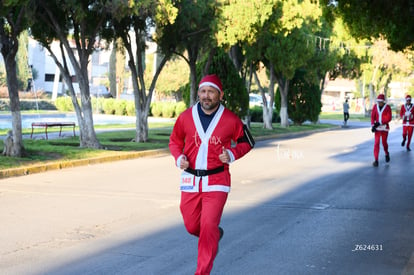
top-left (0, 99), bottom-right (58, 111)
top-left (1, 98), bottom-right (277, 122)
top-left (250, 106), bottom-right (279, 123)
top-left (53, 98), bottom-right (188, 118)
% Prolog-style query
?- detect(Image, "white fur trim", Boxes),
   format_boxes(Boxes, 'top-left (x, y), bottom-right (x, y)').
top-left (202, 184), bottom-right (230, 192)
top-left (199, 82), bottom-right (222, 93)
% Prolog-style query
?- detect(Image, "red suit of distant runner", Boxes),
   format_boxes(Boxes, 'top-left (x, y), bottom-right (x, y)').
top-left (400, 95), bottom-right (414, 151)
top-left (371, 94), bottom-right (392, 166)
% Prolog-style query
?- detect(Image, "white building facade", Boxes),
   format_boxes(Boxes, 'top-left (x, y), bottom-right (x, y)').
top-left (27, 37), bottom-right (112, 98)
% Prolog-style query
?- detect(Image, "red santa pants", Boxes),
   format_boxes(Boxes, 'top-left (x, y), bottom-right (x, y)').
top-left (374, 130), bottom-right (389, 161)
top-left (402, 125), bottom-right (414, 148)
top-left (180, 189), bottom-right (228, 275)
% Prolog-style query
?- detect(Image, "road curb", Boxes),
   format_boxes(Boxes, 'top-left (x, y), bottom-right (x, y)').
top-left (0, 148), bottom-right (170, 179)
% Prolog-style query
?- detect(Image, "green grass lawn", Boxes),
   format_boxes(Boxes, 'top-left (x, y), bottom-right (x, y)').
top-left (0, 120), bottom-right (337, 170)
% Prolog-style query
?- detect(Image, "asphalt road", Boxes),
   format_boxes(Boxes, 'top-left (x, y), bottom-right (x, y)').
top-left (1, 121), bottom-right (414, 275)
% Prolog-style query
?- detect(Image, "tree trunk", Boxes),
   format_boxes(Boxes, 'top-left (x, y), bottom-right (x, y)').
top-left (116, 38), bottom-right (126, 99)
top-left (121, 29), bottom-right (169, 143)
top-left (78, 98), bottom-right (101, 148)
top-left (276, 74), bottom-right (290, 128)
top-left (368, 64), bottom-right (380, 112)
top-left (135, 111), bottom-right (149, 142)
top-left (253, 69), bottom-right (273, 129)
top-left (0, 9), bottom-right (26, 157)
top-left (359, 79), bottom-right (367, 116)
top-left (187, 45), bottom-right (199, 106)
top-left (203, 48), bottom-right (216, 76)
top-left (46, 44), bottom-right (101, 148)
top-left (5, 55), bottom-right (25, 157)
top-left (383, 73), bottom-right (392, 99)
top-left (245, 63), bottom-right (254, 128)
top-left (189, 59), bottom-right (198, 106)
top-left (68, 81), bottom-right (101, 148)
top-left (109, 43), bottom-right (117, 98)
top-left (316, 71), bottom-right (330, 124)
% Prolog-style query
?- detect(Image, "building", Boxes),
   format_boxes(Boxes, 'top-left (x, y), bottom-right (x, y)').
top-left (322, 78), bottom-right (357, 112)
top-left (27, 37), bottom-right (111, 99)
top-left (26, 35), bottom-right (158, 99)
top-left (322, 77), bottom-right (412, 113)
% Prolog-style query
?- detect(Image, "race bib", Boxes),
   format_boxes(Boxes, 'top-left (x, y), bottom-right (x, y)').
top-left (180, 172), bottom-right (194, 191)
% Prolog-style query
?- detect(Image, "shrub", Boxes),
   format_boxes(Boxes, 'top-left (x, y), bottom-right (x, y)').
top-left (34, 100), bottom-right (57, 110)
top-left (250, 106), bottom-right (264, 122)
top-left (96, 98), bottom-right (110, 114)
top-left (198, 48), bottom-right (248, 118)
top-left (151, 102), bottom-right (163, 117)
top-left (102, 98), bottom-right (116, 115)
top-left (287, 69), bottom-right (321, 124)
top-left (250, 106), bottom-right (279, 123)
top-left (175, 101), bottom-right (187, 116)
top-left (162, 102), bottom-right (176, 118)
top-left (115, 100), bottom-right (127, 116)
top-left (126, 101), bottom-right (135, 116)
top-left (0, 99), bottom-right (57, 111)
top-left (55, 97), bottom-right (74, 112)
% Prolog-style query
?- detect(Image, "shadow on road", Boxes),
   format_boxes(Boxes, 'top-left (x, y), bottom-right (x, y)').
top-left (9, 123), bottom-right (414, 275)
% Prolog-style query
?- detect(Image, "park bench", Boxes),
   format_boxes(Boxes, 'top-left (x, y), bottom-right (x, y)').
top-left (31, 122), bottom-right (76, 140)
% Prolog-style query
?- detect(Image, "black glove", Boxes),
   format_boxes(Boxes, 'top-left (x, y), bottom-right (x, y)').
top-left (374, 122), bottom-right (380, 127)
top-left (371, 126), bottom-right (377, 133)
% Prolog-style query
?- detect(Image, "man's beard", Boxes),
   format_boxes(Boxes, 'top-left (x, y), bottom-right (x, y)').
top-left (200, 99), bottom-right (220, 111)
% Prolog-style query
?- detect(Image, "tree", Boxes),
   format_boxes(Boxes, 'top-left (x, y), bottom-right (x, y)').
top-left (17, 30), bottom-right (30, 91)
top-left (30, 0), bottom-right (112, 148)
top-left (109, 0), bottom-right (177, 142)
top-left (156, 0), bottom-right (219, 106)
top-left (198, 47), bottom-right (248, 118)
top-left (0, 0), bottom-right (31, 157)
top-left (216, 0), bottom-right (275, 126)
top-left (216, 0), bottom-right (274, 78)
top-left (326, 0), bottom-right (414, 51)
top-left (155, 55), bottom-right (189, 101)
top-left (323, 17), bottom-right (366, 114)
top-left (247, 0), bottom-right (324, 128)
top-left (276, 69), bottom-right (322, 125)
top-left (250, 27), bottom-right (314, 128)
top-left (362, 38), bottom-right (413, 112)
top-left (300, 17), bottom-right (350, 123)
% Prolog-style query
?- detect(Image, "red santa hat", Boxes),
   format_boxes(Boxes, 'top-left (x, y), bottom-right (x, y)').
top-left (406, 95), bottom-right (412, 101)
top-left (198, 74), bottom-right (223, 94)
top-left (376, 94), bottom-right (385, 102)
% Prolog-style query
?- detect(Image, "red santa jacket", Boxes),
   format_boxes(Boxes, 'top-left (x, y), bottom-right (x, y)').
top-left (169, 103), bottom-right (252, 193)
top-left (400, 103), bottom-right (414, 126)
top-left (371, 103), bottom-right (392, 131)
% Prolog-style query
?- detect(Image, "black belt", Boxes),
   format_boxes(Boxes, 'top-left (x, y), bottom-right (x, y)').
top-left (185, 166), bottom-right (224, 177)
